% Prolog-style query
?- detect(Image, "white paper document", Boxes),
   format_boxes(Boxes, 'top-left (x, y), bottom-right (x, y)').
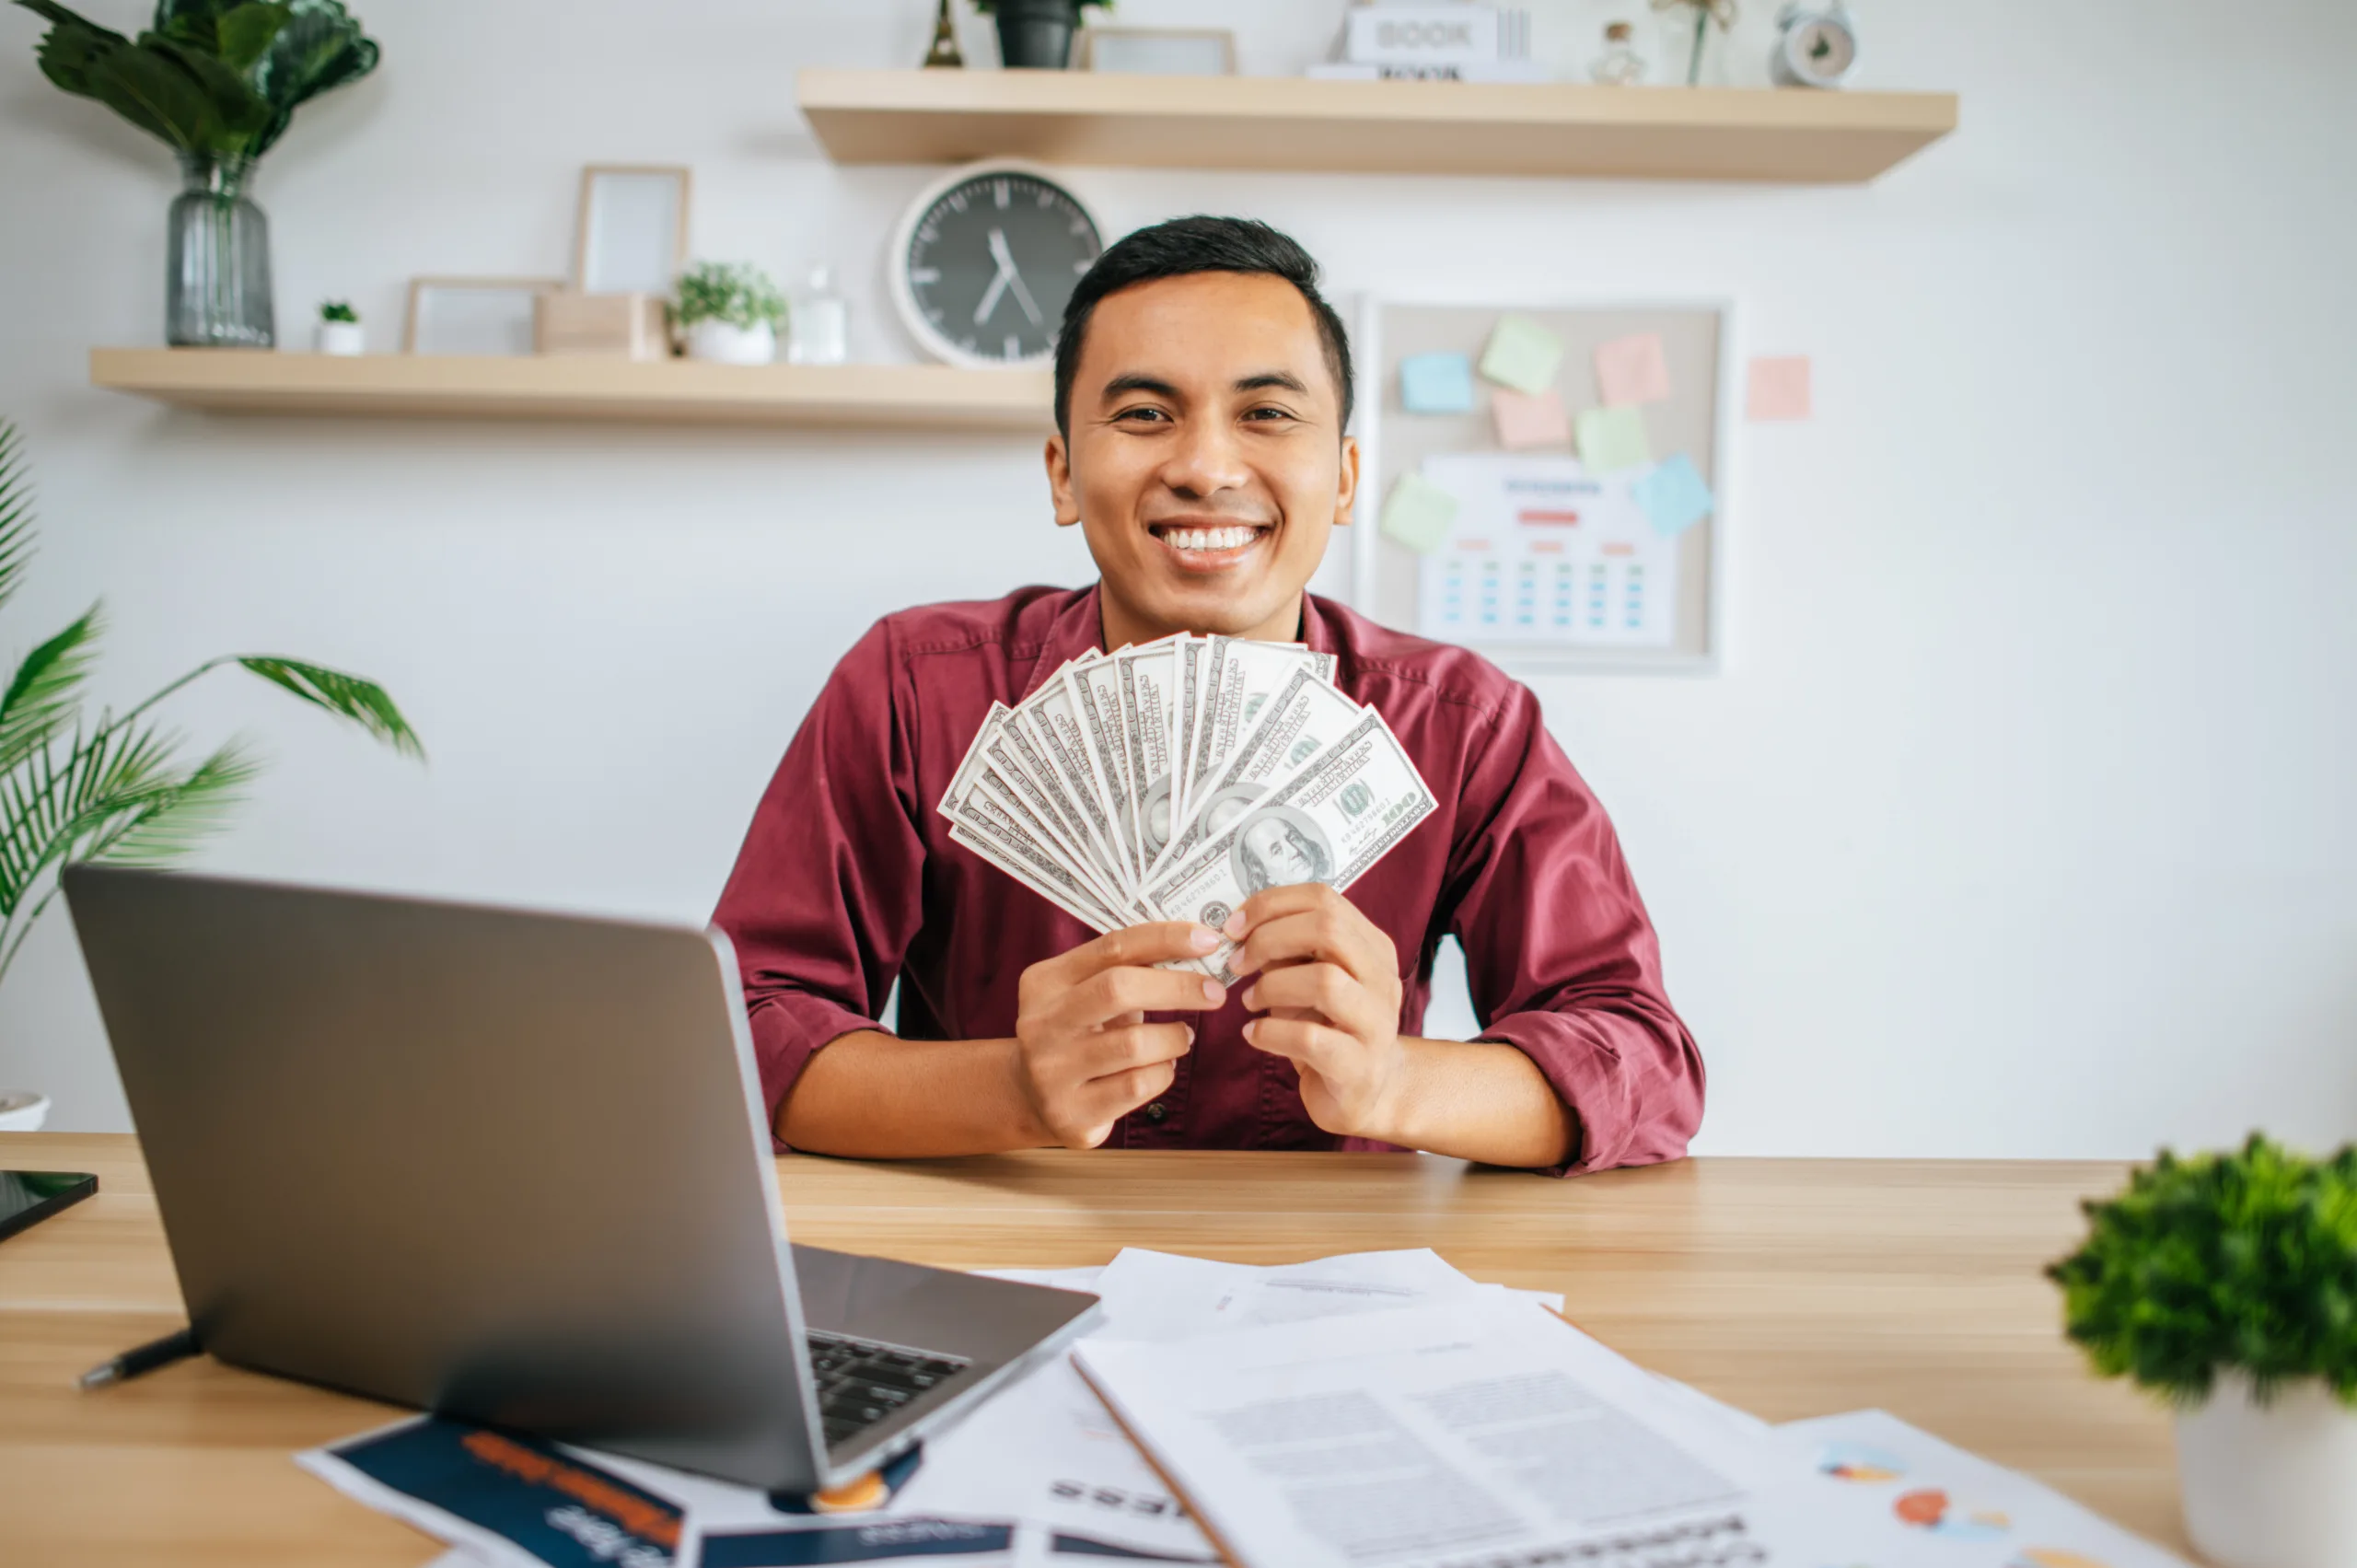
top-left (1415, 453), bottom-right (1677, 648)
top-left (1074, 1291), bottom-right (1790, 1568)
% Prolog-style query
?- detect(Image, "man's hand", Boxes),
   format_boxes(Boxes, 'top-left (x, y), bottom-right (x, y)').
top-left (1225, 884), bottom-right (1409, 1140)
top-left (1013, 922), bottom-right (1227, 1149)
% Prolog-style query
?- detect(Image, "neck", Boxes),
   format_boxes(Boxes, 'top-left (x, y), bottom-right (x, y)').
top-left (1097, 587), bottom-right (1305, 651)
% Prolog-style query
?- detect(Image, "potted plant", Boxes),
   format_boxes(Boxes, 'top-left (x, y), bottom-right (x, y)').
top-left (316, 299), bottom-right (363, 356)
top-left (675, 261), bottom-right (785, 366)
top-left (14, 0), bottom-right (380, 349)
top-left (2048, 1134), bottom-right (2357, 1568)
top-left (970, 0), bottom-right (1110, 71)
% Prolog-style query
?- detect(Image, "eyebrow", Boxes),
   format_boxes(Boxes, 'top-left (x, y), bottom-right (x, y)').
top-left (1097, 370), bottom-right (1313, 403)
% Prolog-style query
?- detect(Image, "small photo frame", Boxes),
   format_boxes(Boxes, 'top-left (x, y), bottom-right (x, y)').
top-left (403, 277), bottom-right (564, 355)
top-left (575, 165), bottom-right (691, 296)
top-left (1074, 28), bottom-right (1237, 75)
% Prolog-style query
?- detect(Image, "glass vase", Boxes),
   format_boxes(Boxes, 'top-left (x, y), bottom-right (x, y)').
top-left (167, 154), bottom-right (275, 349)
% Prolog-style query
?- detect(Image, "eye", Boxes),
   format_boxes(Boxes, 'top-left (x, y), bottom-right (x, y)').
top-left (1113, 404), bottom-right (1171, 424)
top-left (1242, 404), bottom-right (1298, 424)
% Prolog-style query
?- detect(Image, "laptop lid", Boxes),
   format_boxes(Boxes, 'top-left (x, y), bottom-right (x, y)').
top-left (64, 865), bottom-right (830, 1489)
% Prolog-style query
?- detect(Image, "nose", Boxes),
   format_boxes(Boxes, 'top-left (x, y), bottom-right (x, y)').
top-left (1157, 413), bottom-right (1252, 502)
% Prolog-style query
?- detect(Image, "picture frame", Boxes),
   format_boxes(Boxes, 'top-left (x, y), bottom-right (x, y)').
top-left (1074, 27), bottom-right (1237, 75)
top-left (403, 277), bottom-right (565, 356)
top-left (574, 165), bottom-right (691, 296)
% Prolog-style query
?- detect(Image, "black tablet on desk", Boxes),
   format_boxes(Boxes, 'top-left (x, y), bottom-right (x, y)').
top-left (0, 1169), bottom-right (97, 1243)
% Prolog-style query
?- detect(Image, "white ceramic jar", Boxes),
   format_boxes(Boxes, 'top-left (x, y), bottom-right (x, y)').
top-left (0, 1089), bottom-right (51, 1131)
top-left (2176, 1372), bottom-right (2357, 1568)
top-left (315, 320), bottom-right (365, 356)
top-left (686, 319), bottom-right (775, 366)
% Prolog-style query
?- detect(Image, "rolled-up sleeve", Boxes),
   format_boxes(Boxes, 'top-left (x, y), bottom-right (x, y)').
top-left (712, 620), bottom-right (926, 1132)
top-left (1445, 684), bottom-right (1705, 1175)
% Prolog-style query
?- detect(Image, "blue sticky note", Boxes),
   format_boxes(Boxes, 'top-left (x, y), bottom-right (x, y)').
top-left (1631, 452), bottom-right (1714, 537)
top-left (1399, 353), bottom-right (1475, 414)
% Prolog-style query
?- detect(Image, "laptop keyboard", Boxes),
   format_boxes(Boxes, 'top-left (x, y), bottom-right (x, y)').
top-left (805, 1329), bottom-right (972, 1449)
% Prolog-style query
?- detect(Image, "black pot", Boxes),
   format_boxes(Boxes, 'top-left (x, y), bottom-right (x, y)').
top-left (994, 0), bottom-right (1078, 69)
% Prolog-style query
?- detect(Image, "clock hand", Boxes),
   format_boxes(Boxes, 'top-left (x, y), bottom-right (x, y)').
top-left (986, 227), bottom-right (1047, 330)
top-left (974, 265), bottom-right (1011, 327)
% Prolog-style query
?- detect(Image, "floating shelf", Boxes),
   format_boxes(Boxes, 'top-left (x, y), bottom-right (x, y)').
top-left (88, 348), bottom-right (1054, 432)
top-left (797, 69), bottom-right (1957, 184)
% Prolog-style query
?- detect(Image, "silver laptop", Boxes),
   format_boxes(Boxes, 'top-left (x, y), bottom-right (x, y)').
top-left (63, 865), bottom-right (1098, 1494)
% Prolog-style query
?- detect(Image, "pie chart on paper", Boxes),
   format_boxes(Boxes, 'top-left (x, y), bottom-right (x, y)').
top-left (1817, 1440), bottom-right (1908, 1483)
top-left (1893, 1487), bottom-right (2011, 1539)
top-left (2009, 1551), bottom-right (2113, 1568)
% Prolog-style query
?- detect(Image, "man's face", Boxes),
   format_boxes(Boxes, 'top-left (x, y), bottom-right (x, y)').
top-left (1048, 272), bottom-right (1359, 645)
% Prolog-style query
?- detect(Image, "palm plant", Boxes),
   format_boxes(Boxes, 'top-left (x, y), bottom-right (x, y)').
top-left (0, 419), bottom-right (421, 985)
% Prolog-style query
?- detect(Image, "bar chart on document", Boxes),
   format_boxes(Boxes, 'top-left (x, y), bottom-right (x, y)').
top-left (1416, 453), bottom-right (1677, 648)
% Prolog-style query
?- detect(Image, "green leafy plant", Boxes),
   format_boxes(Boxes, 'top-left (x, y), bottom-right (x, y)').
top-left (0, 419), bottom-right (421, 985)
top-left (674, 261), bottom-right (785, 331)
top-left (2047, 1133), bottom-right (2357, 1409)
top-left (13, 0), bottom-right (380, 161)
top-left (318, 298), bottom-right (355, 323)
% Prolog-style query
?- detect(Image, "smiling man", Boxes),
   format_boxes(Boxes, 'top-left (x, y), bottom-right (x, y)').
top-left (714, 217), bottom-right (1703, 1174)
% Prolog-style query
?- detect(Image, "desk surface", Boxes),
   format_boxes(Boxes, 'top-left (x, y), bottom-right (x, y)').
top-left (0, 1132), bottom-right (2187, 1565)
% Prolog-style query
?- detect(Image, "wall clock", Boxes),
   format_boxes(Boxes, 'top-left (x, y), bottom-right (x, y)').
top-left (890, 160), bottom-right (1105, 370)
top-left (1771, 2), bottom-right (1860, 88)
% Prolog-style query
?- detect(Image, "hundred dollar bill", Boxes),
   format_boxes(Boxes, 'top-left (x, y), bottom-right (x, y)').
top-left (1170, 635), bottom-right (1203, 829)
top-left (984, 702), bottom-right (1112, 890)
top-left (1146, 709), bottom-right (1437, 986)
top-left (1151, 669), bottom-right (1368, 880)
top-left (941, 765), bottom-right (1129, 934)
top-left (1065, 658), bottom-right (1143, 882)
top-left (962, 707), bottom-right (1132, 912)
top-left (1185, 637), bottom-right (1337, 813)
top-left (1016, 672), bottom-right (1131, 893)
top-left (1114, 638), bottom-right (1181, 869)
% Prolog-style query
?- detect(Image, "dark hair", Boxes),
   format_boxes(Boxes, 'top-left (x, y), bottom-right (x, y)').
top-left (1053, 215), bottom-right (1354, 439)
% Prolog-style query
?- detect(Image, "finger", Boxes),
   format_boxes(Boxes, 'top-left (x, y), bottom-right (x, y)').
top-left (1221, 883), bottom-right (1329, 942)
top-left (1051, 921), bottom-right (1223, 982)
top-left (1241, 1015), bottom-right (1354, 1076)
top-left (1229, 899), bottom-right (1393, 986)
top-left (1077, 1021), bottom-right (1194, 1080)
top-left (1076, 1059), bottom-right (1177, 1127)
top-left (1056, 965), bottom-right (1227, 1030)
top-left (1241, 962), bottom-right (1387, 1042)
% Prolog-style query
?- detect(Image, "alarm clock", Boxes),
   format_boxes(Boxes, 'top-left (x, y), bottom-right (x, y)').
top-left (1771, 2), bottom-right (1859, 88)
top-left (889, 159), bottom-right (1104, 369)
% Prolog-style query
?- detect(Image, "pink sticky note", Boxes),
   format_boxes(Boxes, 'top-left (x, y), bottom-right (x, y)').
top-left (1594, 333), bottom-right (1672, 407)
top-left (1490, 388), bottom-right (1572, 450)
top-left (1747, 355), bottom-right (1813, 422)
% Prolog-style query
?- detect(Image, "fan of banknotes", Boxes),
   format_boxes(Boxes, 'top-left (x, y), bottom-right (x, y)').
top-left (937, 634), bottom-right (1439, 983)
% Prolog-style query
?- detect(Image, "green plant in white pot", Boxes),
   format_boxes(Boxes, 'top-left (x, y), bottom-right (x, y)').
top-left (675, 261), bottom-right (784, 366)
top-left (2049, 1134), bottom-right (2357, 1568)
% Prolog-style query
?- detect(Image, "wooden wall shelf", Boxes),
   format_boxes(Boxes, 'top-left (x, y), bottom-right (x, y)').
top-left (88, 349), bottom-right (1054, 432)
top-left (797, 69), bottom-right (1957, 184)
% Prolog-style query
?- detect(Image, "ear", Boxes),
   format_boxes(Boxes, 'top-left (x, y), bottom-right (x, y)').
top-left (1046, 433), bottom-right (1081, 528)
top-left (1331, 435), bottom-right (1362, 528)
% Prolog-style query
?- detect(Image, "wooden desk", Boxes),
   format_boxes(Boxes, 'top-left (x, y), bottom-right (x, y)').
top-left (0, 1132), bottom-right (2188, 1565)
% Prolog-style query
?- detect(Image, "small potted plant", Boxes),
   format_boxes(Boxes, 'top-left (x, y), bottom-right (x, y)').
top-left (971, 0), bottom-right (1112, 70)
top-left (2048, 1134), bottom-right (2357, 1568)
top-left (675, 261), bottom-right (786, 366)
top-left (316, 301), bottom-right (365, 356)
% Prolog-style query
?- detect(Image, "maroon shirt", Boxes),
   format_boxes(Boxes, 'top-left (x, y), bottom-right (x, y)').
top-left (713, 585), bottom-right (1703, 1175)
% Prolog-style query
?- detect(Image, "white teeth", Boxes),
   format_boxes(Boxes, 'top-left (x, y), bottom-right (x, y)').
top-left (1165, 527), bottom-right (1259, 552)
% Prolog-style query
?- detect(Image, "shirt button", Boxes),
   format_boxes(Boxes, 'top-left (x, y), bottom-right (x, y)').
top-left (1144, 1102), bottom-right (1167, 1123)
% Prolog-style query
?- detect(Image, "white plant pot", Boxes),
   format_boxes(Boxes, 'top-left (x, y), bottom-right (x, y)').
top-left (2176, 1372), bottom-right (2357, 1568)
top-left (685, 319), bottom-right (775, 366)
top-left (0, 1089), bottom-right (51, 1131)
top-left (315, 320), bottom-right (365, 356)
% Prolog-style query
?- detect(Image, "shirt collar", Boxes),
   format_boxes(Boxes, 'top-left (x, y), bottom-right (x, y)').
top-left (1018, 584), bottom-right (1331, 701)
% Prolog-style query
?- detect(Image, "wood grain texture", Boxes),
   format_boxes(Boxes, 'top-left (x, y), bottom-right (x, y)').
top-left (795, 70), bottom-right (1959, 184)
top-left (0, 1132), bottom-right (2184, 1565)
top-left (87, 349), bottom-right (1055, 432)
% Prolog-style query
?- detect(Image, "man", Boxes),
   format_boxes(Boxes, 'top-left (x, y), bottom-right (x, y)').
top-left (714, 217), bottom-right (1701, 1175)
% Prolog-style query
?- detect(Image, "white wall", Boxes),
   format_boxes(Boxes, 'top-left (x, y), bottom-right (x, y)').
top-left (1, 0), bottom-right (2351, 1156)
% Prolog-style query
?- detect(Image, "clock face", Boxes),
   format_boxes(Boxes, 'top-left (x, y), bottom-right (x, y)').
top-left (900, 167), bottom-right (1103, 367)
top-left (1790, 18), bottom-right (1856, 78)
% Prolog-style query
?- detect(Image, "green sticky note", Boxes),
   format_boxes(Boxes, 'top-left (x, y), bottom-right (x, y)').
top-left (1379, 472), bottom-right (1458, 554)
top-left (1575, 404), bottom-right (1653, 473)
top-left (1478, 315), bottom-right (1563, 396)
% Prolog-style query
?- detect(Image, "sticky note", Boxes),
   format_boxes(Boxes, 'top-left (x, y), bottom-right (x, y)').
top-left (1575, 405), bottom-right (1652, 473)
top-left (1379, 472), bottom-right (1458, 554)
top-left (1477, 315), bottom-right (1563, 395)
top-left (1490, 388), bottom-right (1571, 450)
top-left (1398, 352), bottom-right (1475, 414)
top-left (1595, 332), bottom-right (1672, 406)
top-left (1747, 355), bottom-right (1812, 421)
top-left (1631, 453), bottom-right (1714, 537)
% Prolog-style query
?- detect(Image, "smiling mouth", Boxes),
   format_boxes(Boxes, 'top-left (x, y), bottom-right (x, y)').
top-left (1148, 520), bottom-right (1272, 569)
